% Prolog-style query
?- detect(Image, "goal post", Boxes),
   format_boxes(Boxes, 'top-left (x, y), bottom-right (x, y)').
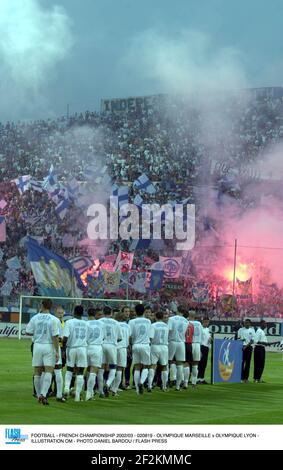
top-left (18, 295), bottom-right (142, 340)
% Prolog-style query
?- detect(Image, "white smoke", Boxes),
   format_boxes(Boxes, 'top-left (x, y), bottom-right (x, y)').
top-left (0, 0), bottom-right (73, 120)
top-left (124, 29), bottom-right (247, 95)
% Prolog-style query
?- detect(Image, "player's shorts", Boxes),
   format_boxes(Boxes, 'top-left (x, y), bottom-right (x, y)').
top-left (66, 347), bottom-right (87, 368)
top-left (32, 343), bottom-right (55, 367)
top-left (192, 343), bottom-right (201, 362)
top-left (87, 345), bottom-right (103, 368)
top-left (151, 345), bottom-right (168, 366)
top-left (169, 341), bottom-right (185, 362)
top-left (117, 347), bottom-right (127, 368)
top-left (102, 344), bottom-right (117, 365)
top-left (132, 344), bottom-right (151, 366)
top-left (185, 343), bottom-right (193, 363)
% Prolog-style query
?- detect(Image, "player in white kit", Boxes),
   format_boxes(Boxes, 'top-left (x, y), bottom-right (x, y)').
top-left (98, 306), bottom-right (122, 397)
top-left (187, 310), bottom-right (202, 388)
top-left (63, 305), bottom-right (88, 401)
top-left (26, 298), bottom-right (60, 405)
top-left (85, 307), bottom-right (106, 401)
top-left (129, 304), bottom-right (154, 395)
top-left (168, 306), bottom-right (189, 391)
top-left (111, 310), bottom-right (131, 395)
top-left (148, 311), bottom-right (169, 392)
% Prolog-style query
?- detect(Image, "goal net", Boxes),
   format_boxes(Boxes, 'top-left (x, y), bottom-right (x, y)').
top-left (18, 295), bottom-right (141, 339)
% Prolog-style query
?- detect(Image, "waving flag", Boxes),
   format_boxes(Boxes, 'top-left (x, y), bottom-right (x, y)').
top-left (12, 175), bottom-right (31, 195)
top-left (26, 237), bottom-right (83, 297)
top-left (29, 180), bottom-right (43, 193)
top-left (150, 270), bottom-right (164, 290)
top-left (0, 216), bottom-right (6, 242)
top-left (55, 198), bottom-right (70, 219)
top-left (128, 271), bottom-right (147, 293)
top-left (43, 164), bottom-right (59, 192)
top-left (133, 173), bottom-right (156, 194)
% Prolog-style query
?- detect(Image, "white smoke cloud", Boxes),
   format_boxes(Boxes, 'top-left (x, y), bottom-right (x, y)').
top-left (124, 29), bottom-right (247, 94)
top-left (0, 0), bottom-right (73, 120)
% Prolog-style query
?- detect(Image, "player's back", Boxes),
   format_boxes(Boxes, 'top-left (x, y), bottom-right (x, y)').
top-left (87, 319), bottom-right (105, 346)
top-left (129, 317), bottom-right (153, 344)
top-left (64, 318), bottom-right (88, 348)
top-left (190, 320), bottom-right (202, 343)
top-left (168, 315), bottom-right (188, 342)
top-left (99, 317), bottom-right (122, 345)
top-left (151, 321), bottom-right (169, 345)
top-left (27, 313), bottom-right (59, 344)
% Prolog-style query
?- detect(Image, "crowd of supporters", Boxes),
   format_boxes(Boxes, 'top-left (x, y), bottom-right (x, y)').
top-left (1, 89), bottom-right (283, 317)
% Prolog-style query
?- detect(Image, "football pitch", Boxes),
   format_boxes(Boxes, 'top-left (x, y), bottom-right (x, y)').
top-left (1, 338), bottom-right (283, 425)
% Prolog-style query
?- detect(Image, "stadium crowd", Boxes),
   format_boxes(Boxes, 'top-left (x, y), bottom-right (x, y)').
top-left (1, 89), bottom-right (283, 316)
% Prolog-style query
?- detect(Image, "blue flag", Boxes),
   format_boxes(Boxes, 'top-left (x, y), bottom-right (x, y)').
top-left (26, 237), bottom-right (83, 297)
top-left (150, 270), bottom-right (164, 290)
top-left (212, 339), bottom-right (243, 383)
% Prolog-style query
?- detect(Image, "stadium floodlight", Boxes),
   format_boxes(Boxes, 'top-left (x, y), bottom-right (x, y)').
top-left (18, 295), bottom-right (142, 340)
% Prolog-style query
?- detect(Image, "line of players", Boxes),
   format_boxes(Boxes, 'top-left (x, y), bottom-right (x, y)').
top-left (26, 299), bottom-right (211, 405)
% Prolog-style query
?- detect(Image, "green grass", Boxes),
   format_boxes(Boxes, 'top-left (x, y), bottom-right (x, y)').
top-left (1, 339), bottom-right (283, 424)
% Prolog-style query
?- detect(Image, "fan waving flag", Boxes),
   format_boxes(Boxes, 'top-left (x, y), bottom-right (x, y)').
top-left (133, 173), bottom-right (156, 194)
top-left (12, 175), bottom-right (31, 195)
top-left (0, 216), bottom-right (6, 242)
top-left (26, 237), bottom-right (83, 297)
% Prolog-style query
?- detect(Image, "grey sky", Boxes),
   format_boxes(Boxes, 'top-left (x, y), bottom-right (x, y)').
top-left (4, 0), bottom-right (283, 119)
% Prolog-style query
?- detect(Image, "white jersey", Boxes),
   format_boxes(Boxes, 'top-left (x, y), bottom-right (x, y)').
top-left (151, 321), bottom-right (169, 345)
top-left (201, 326), bottom-right (211, 347)
top-left (167, 315), bottom-right (189, 342)
top-left (99, 317), bottom-right (122, 346)
top-left (129, 317), bottom-right (153, 344)
top-left (118, 322), bottom-right (130, 349)
top-left (189, 320), bottom-right (202, 344)
top-left (54, 316), bottom-right (63, 339)
top-left (238, 327), bottom-right (255, 346)
top-left (87, 319), bottom-right (105, 346)
top-left (254, 327), bottom-right (268, 345)
top-left (63, 318), bottom-right (88, 348)
top-left (26, 312), bottom-right (59, 344)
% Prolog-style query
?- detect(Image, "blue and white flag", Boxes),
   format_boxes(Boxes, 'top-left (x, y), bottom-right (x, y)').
top-left (112, 185), bottom-right (129, 209)
top-left (48, 187), bottom-right (61, 204)
top-left (26, 237), bottom-right (83, 297)
top-left (43, 164), bottom-right (58, 190)
top-left (55, 198), bottom-right (70, 219)
top-left (12, 175), bottom-right (31, 195)
top-left (133, 194), bottom-right (143, 206)
top-left (150, 270), bottom-right (164, 290)
top-left (133, 173), bottom-right (156, 194)
top-left (29, 180), bottom-right (43, 193)
top-left (0, 216), bottom-right (6, 242)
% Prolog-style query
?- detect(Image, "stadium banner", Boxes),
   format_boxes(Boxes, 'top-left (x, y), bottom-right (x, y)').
top-left (101, 94), bottom-right (164, 113)
top-left (213, 338), bottom-right (243, 383)
top-left (0, 322), bottom-right (28, 338)
top-left (209, 320), bottom-right (282, 336)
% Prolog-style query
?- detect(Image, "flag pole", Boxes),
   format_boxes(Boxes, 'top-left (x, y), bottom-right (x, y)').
top-left (232, 238), bottom-right (237, 296)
